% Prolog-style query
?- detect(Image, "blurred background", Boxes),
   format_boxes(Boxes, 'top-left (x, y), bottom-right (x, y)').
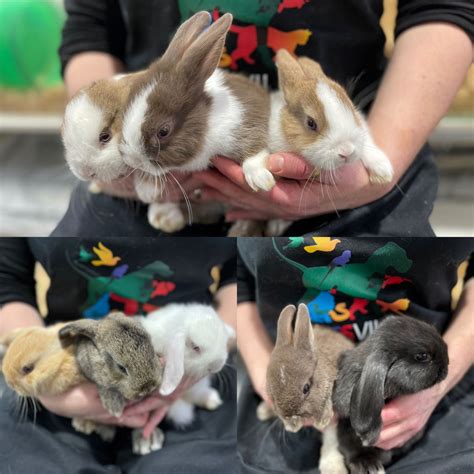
top-left (0, 0), bottom-right (472, 236)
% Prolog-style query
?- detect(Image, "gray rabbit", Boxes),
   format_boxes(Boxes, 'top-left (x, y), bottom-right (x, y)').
top-left (333, 316), bottom-right (449, 474)
top-left (59, 312), bottom-right (163, 452)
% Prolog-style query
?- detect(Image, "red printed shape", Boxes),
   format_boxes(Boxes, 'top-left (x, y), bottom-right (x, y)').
top-left (382, 275), bottom-right (412, 289)
top-left (151, 280), bottom-right (176, 298)
top-left (349, 298), bottom-right (369, 321)
top-left (277, 0), bottom-right (310, 14)
top-left (267, 27), bottom-right (312, 55)
top-left (109, 293), bottom-right (139, 315)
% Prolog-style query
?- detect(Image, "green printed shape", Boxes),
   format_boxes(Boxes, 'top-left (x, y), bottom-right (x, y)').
top-left (179, 0), bottom-right (279, 26)
top-left (273, 239), bottom-right (412, 301)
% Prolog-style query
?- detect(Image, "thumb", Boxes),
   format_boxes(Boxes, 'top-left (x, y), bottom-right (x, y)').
top-left (267, 153), bottom-right (313, 180)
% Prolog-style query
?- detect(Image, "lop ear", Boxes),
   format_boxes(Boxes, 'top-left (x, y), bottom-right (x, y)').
top-left (160, 331), bottom-right (186, 396)
top-left (58, 319), bottom-right (98, 347)
top-left (177, 12), bottom-right (233, 88)
top-left (297, 57), bottom-right (325, 80)
top-left (275, 304), bottom-right (296, 348)
top-left (350, 352), bottom-right (389, 446)
top-left (293, 304), bottom-right (314, 351)
top-left (159, 11), bottom-right (213, 65)
top-left (275, 49), bottom-right (306, 104)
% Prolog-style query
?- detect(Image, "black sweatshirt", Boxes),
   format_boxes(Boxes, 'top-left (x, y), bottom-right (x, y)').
top-left (238, 237), bottom-right (473, 342)
top-left (55, 1), bottom-right (473, 238)
top-left (0, 238), bottom-right (236, 323)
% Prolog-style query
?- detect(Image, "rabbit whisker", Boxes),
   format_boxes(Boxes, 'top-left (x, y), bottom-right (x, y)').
top-left (168, 171), bottom-right (193, 225)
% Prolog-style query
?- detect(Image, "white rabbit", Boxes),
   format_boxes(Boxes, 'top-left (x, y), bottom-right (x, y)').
top-left (136, 303), bottom-right (235, 429)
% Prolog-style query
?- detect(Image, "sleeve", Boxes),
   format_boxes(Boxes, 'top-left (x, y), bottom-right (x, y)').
top-left (237, 250), bottom-right (256, 304)
top-left (0, 238), bottom-right (37, 310)
top-left (395, 1), bottom-right (474, 41)
top-left (218, 250), bottom-right (237, 290)
top-left (59, 0), bottom-right (127, 76)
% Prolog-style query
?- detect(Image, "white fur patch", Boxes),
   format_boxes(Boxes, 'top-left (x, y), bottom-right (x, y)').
top-left (268, 91), bottom-right (290, 153)
top-left (319, 424), bottom-right (348, 474)
top-left (242, 149), bottom-right (274, 191)
top-left (121, 80), bottom-right (157, 169)
top-left (62, 92), bottom-right (127, 181)
top-left (179, 69), bottom-right (245, 172)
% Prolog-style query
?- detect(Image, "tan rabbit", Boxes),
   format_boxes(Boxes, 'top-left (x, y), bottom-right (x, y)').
top-left (0, 324), bottom-right (115, 441)
top-left (261, 304), bottom-right (354, 474)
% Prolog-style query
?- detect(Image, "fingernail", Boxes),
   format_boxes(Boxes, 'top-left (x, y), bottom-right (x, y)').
top-left (269, 155), bottom-right (284, 173)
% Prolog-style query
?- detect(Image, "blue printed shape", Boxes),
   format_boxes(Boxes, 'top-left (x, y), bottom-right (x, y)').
top-left (307, 291), bottom-right (335, 324)
top-left (83, 293), bottom-right (110, 319)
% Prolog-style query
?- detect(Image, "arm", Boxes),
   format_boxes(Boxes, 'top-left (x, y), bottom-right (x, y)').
top-left (237, 302), bottom-right (274, 405)
top-left (194, 22), bottom-right (473, 221)
top-left (376, 277), bottom-right (474, 450)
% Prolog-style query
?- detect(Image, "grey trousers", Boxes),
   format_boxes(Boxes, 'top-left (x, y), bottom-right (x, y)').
top-left (237, 368), bottom-right (474, 473)
top-left (0, 364), bottom-right (237, 474)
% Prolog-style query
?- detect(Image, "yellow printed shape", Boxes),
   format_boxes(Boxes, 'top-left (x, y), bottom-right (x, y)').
top-left (91, 242), bottom-right (121, 267)
top-left (451, 259), bottom-right (469, 311)
top-left (304, 237), bottom-right (341, 254)
top-left (209, 265), bottom-right (221, 295)
top-left (34, 261), bottom-right (50, 318)
top-left (329, 302), bottom-right (351, 322)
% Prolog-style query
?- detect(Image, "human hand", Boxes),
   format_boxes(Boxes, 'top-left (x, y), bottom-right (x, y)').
top-left (375, 382), bottom-right (446, 450)
top-left (122, 376), bottom-right (197, 438)
top-left (194, 154), bottom-right (395, 222)
top-left (38, 382), bottom-right (148, 428)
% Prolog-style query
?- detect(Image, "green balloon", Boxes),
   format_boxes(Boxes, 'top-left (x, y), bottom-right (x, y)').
top-left (0, 0), bottom-right (65, 89)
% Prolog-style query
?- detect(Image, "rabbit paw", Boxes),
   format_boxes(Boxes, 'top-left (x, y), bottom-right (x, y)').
top-left (132, 428), bottom-right (165, 456)
top-left (265, 219), bottom-right (292, 236)
top-left (243, 166), bottom-right (276, 192)
top-left (93, 425), bottom-right (116, 443)
top-left (147, 203), bottom-right (187, 232)
top-left (363, 150), bottom-right (393, 184)
top-left (167, 399), bottom-right (195, 429)
top-left (348, 459), bottom-right (385, 474)
top-left (227, 220), bottom-right (266, 237)
top-left (203, 388), bottom-right (223, 411)
top-left (319, 424), bottom-right (348, 474)
top-left (256, 401), bottom-right (275, 421)
top-left (72, 417), bottom-right (96, 435)
top-left (88, 181), bottom-right (103, 194)
top-left (242, 151), bottom-right (275, 192)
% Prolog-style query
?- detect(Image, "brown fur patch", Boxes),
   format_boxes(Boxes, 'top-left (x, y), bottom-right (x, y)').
top-left (223, 72), bottom-right (271, 161)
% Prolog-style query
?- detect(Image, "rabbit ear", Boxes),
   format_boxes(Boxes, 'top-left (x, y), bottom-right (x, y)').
top-left (275, 49), bottom-right (306, 103)
top-left (293, 304), bottom-right (314, 351)
top-left (297, 57), bottom-right (325, 81)
top-left (350, 352), bottom-right (388, 445)
top-left (159, 331), bottom-right (186, 396)
top-left (176, 13), bottom-right (233, 88)
top-left (58, 320), bottom-right (97, 347)
top-left (160, 11), bottom-right (213, 65)
top-left (275, 304), bottom-right (296, 348)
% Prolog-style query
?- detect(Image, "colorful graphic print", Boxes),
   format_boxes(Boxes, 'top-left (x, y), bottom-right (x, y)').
top-left (273, 238), bottom-right (414, 341)
top-left (68, 243), bottom-right (177, 319)
top-left (179, 0), bottom-right (313, 71)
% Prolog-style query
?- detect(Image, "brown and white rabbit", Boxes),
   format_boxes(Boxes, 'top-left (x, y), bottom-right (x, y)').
top-left (59, 312), bottom-right (164, 454)
top-left (260, 304), bottom-right (354, 474)
top-left (333, 316), bottom-right (449, 474)
top-left (0, 323), bottom-right (116, 441)
top-left (119, 11), bottom-right (272, 233)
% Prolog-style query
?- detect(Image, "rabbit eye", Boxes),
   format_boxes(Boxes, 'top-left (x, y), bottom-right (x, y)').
top-left (306, 117), bottom-right (317, 131)
top-left (21, 364), bottom-right (34, 375)
top-left (116, 363), bottom-right (128, 375)
top-left (157, 124), bottom-right (172, 139)
top-left (414, 352), bottom-right (431, 363)
top-left (99, 130), bottom-right (112, 144)
top-left (303, 383), bottom-right (311, 395)
top-left (193, 345), bottom-right (201, 354)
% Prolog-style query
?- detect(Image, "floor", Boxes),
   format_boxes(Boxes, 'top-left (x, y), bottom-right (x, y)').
top-left (0, 133), bottom-right (473, 237)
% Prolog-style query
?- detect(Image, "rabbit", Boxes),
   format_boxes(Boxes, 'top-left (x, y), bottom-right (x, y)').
top-left (59, 312), bottom-right (164, 453)
top-left (0, 324), bottom-right (116, 441)
top-left (119, 11), bottom-right (273, 234)
top-left (262, 304), bottom-right (354, 474)
top-left (136, 303), bottom-right (235, 429)
top-left (332, 316), bottom-right (449, 474)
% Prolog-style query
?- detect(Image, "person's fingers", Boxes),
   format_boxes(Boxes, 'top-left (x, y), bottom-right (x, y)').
top-left (96, 175), bottom-right (138, 199)
top-left (381, 401), bottom-right (406, 427)
top-left (93, 412), bottom-right (148, 428)
top-left (123, 397), bottom-right (166, 416)
top-left (142, 406), bottom-right (169, 439)
top-left (164, 175), bottom-right (203, 202)
top-left (210, 156), bottom-right (252, 189)
top-left (376, 429), bottom-right (414, 450)
top-left (267, 153), bottom-right (313, 180)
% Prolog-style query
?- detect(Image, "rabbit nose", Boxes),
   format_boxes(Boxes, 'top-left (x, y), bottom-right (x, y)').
top-left (338, 143), bottom-right (355, 159)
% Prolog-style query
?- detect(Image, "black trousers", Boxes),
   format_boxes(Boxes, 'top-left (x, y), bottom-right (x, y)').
top-left (0, 365), bottom-right (237, 474)
top-left (51, 147), bottom-right (437, 238)
top-left (237, 368), bottom-right (474, 474)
